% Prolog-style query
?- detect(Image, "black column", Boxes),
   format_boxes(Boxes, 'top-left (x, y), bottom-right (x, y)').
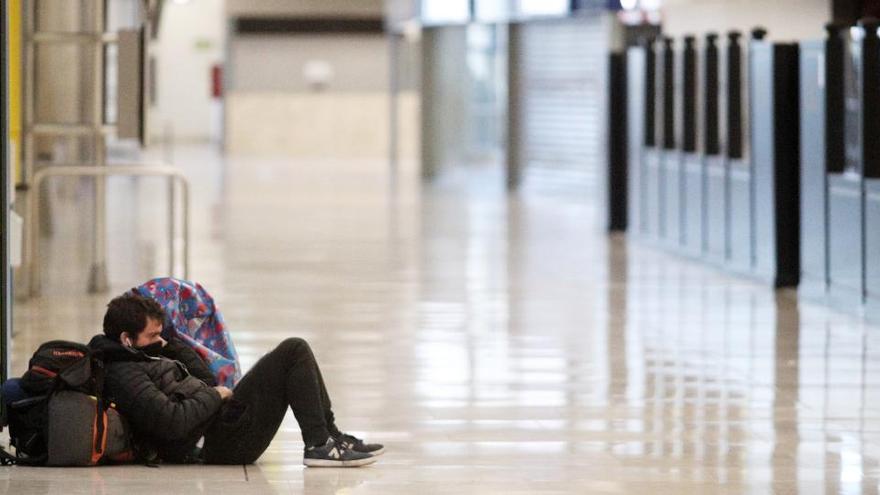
top-left (727, 31), bottom-right (743, 160)
top-left (771, 42), bottom-right (802, 287)
top-left (832, 0), bottom-right (880, 24)
top-left (682, 36), bottom-right (696, 153)
top-left (862, 18), bottom-right (880, 178)
top-left (704, 33), bottom-right (720, 155)
top-left (662, 37), bottom-right (675, 150)
top-left (608, 51), bottom-right (628, 232)
top-left (826, 24), bottom-right (846, 173)
top-left (644, 37), bottom-right (656, 147)
top-left (833, 0), bottom-right (863, 25)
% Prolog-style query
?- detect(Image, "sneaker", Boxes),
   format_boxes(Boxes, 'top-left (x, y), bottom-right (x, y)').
top-left (334, 432), bottom-right (385, 456)
top-left (303, 437), bottom-right (377, 467)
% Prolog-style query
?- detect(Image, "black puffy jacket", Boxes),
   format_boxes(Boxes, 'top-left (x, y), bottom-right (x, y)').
top-left (88, 335), bottom-right (223, 462)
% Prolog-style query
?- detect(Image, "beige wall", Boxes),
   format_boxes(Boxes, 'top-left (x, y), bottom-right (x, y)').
top-left (226, 0), bottom-right (383, 18)
top-left (661, 0), bottom-right (830, 41)
top-left (229, 35), bottom-right (388, 92)
top-left (225, 91), bottom-right (419, 159)
top-left (224, 16), bottom-right (409, 160)
top-left (149, 0), bottom-right (226, 142)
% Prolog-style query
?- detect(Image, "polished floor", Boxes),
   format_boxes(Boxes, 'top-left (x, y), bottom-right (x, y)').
top-left (4, 146), bottom-right (880, 494)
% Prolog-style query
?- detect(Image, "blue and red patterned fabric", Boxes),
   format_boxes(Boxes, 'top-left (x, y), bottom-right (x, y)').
top-left (130, 278), bottom-right (242, 388)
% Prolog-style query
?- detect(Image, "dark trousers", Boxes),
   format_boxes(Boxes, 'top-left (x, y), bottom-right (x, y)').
top-left (202, 337), bottom-right (341, 464)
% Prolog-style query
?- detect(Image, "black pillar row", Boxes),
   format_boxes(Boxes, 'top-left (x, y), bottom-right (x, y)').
top-left (624, 28), bottom-right (801, 286)
top-left (819, 17), bottom-right (880, 314)
top-left (799, 17), bottom-right (880, 309)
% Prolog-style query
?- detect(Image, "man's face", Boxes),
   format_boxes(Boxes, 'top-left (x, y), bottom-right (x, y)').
top-left (128, 317), bottom-right (165, 348)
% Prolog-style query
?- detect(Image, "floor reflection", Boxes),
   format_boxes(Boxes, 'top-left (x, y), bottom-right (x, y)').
top-left (7, 149), bottom-right (880, 493)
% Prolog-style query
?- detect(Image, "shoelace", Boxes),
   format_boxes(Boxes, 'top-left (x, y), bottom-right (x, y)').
top-left (333, 439), bottom-right (353, 454)
top-left (338, 434), bottom-right (361, 450)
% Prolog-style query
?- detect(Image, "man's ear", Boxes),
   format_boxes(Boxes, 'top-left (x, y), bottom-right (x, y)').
top-left (120, 332), bottom-right (132, 347)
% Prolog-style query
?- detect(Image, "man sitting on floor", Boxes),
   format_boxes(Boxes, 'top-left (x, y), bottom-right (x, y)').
top-left (88, 293), bottom-right (383, 467)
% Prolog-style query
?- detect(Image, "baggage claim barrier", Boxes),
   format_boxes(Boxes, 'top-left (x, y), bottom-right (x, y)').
top-left (622, 19), bottom-right (880, 317)
top-left (625, 29), bottom-right (800, 288)
top-left (27, 165), bottom-right (191, 296)
top-left (799, 21), bottom-right (880, 316)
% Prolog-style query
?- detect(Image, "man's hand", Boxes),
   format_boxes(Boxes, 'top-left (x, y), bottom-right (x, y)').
top-left (214, 386), bottom-right (234, 400)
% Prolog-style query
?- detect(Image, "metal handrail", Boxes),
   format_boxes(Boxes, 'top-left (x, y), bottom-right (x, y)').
top-left (31, 32), bottom-right (119, 44)
top-left (28, 123), bottom-right (116, 136)
top-left (27, 164), bottom-right (190, 297)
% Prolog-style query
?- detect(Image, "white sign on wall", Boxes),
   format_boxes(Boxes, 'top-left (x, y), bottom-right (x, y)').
top-left (421, 0), bottom-right (470, 25)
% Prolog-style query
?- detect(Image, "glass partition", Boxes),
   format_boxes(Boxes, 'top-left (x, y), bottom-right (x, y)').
top-left (465, 24), bottom-right (507, 161)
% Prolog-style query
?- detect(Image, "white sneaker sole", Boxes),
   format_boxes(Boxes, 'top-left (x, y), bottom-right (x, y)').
top-left (303, 456), bottom-right (377, 468)
top-left (367, 447), bottom-right (385, 456)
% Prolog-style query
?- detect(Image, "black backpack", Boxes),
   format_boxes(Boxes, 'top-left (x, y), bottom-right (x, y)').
top-left (1, 340), bottom-right (134, 466)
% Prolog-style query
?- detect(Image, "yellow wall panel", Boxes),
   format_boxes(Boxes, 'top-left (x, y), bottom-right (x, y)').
top-left (8, 0), bottom-right (22, 184)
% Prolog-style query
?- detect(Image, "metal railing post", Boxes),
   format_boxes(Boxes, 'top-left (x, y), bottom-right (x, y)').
top-left (182, 177), bottom-right (190, 278)
top-left (28, 165), bottom-right (191, 296)
top-left (168, 175), bottom-right (176, 276)
top-left (89, 0), bottom-right (108, 294)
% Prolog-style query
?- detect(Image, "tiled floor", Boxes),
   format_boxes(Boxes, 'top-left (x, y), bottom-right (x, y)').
top-left (4, 146), bottom-right (880, 494)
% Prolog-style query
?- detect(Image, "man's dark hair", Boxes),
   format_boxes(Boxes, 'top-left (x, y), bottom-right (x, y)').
top-left (103, 293), bottom-right (166, 342)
